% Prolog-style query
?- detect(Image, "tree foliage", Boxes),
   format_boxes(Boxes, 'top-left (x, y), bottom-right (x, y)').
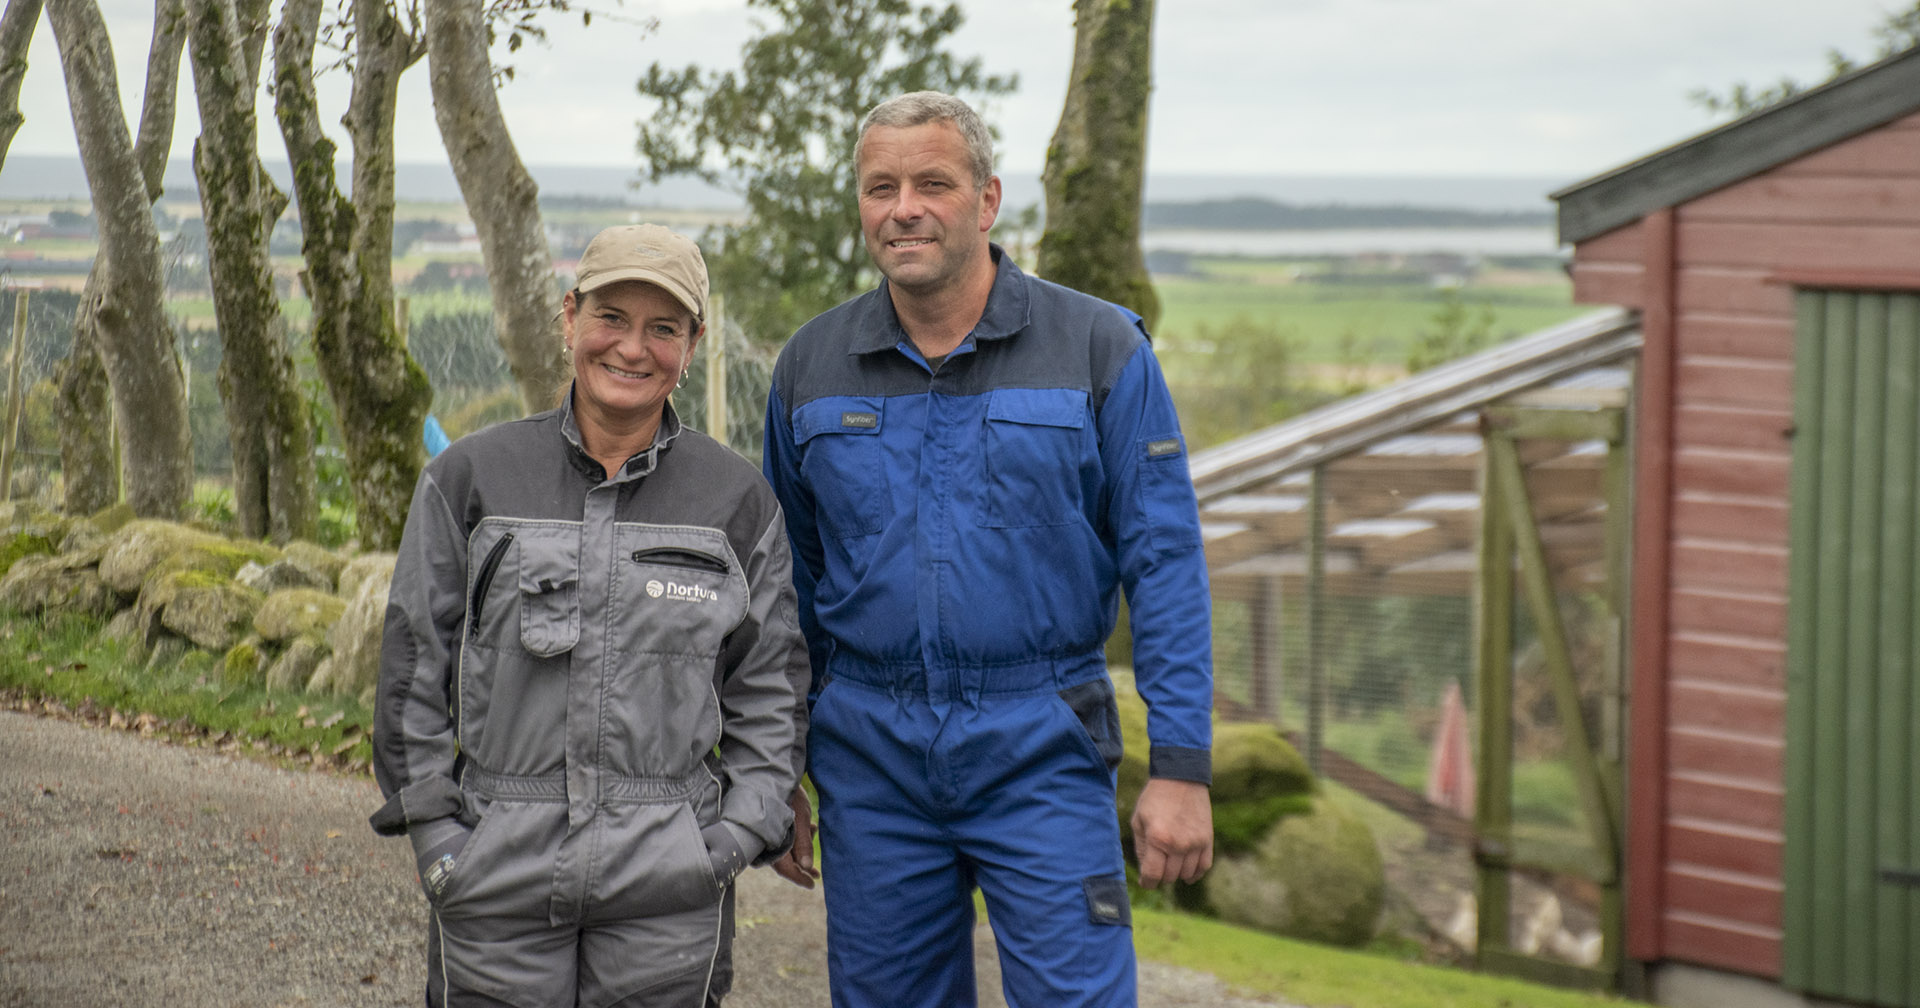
top-left (1405, 287), bottom-right (1494, 374)
top-left (1691, 2), bottom-right (1920, 116)
top-left (634, 0), bottom-right (1016, 344)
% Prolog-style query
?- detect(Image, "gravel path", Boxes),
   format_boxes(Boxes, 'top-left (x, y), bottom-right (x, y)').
top-left (0, 709), bottom-right (1285, 1007)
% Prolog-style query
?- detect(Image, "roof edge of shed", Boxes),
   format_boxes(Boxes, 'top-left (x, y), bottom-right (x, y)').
top-left (1188, 307), bottom-right (1642, 505)
top-left (1552, 46), bottom-right (1920, 245)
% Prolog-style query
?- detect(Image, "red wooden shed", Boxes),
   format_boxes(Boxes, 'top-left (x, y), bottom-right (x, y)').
top-left (1554, 46), bottom-right (1920, 1007)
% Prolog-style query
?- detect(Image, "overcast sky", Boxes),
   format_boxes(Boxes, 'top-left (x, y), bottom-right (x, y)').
top-left (7, 0), bottom-right (1903, 189)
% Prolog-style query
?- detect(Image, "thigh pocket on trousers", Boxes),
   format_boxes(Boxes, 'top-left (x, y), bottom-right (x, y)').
top-left (1083, 876), bottom-right (1133, 927)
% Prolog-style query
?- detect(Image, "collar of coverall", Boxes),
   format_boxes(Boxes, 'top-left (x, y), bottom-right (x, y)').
top-left (852, 243), bottom-right (1033, 356)
top-left (557, 386), bottom-right (683, 482)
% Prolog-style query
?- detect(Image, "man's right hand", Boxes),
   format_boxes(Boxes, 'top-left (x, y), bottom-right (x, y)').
top-left (771, 788), bottom-right (820, 890)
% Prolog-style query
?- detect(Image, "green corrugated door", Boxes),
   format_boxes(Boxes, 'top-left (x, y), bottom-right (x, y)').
top-left (1784, 289), bottom-right (1920, 1007)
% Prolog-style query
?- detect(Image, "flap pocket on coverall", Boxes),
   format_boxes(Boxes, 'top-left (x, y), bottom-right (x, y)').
top-left (516, 538), bottom-right (581, 657)
top-left (794, 397), bottom-right (892, 539)
top-left (982, 388), bottom-right (1090, 529)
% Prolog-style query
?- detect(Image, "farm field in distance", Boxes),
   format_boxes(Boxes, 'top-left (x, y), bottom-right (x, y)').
top-left (1153, 253), bottom-right (1585, 367)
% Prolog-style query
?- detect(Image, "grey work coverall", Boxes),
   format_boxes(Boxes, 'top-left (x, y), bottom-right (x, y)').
top-left (371, 402), bottom-right (808, 1008)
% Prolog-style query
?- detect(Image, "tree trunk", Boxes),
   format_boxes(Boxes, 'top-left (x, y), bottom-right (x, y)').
top-left (1037, 0), bottom-right (1160, 333)
top-left (187, 0), bottom-right (316, 542)
top-left (0, 0), bottom-right (43, 167)
top-left (46, 0), bottom-right (193, 519)
top-left (272, 0), bottom-right (429, 549)
top-left (423, 0), bottom-right (563, 414)
top-left (55, 0), bottom-right (181, 515)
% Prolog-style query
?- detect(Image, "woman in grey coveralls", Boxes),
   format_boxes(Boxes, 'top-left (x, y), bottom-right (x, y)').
top-left (371, 224), bottom-right (810, 1008)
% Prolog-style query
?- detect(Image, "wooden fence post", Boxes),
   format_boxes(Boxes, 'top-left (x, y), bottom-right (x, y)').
top-left (1, 288), bottom-right (28, 501)
top-left (706, 293), bottom-right (728, 446)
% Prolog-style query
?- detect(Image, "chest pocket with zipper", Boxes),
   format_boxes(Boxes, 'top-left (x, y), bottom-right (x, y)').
top-left (610, 524), bottom-right (749, 776)
top-left (459, 520), bottom-right (581, 774)
top-left (466, 521), bottom-right (582, 659)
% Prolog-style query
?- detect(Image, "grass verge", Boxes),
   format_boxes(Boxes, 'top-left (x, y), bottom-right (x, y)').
top-left (1134, 907), bottom-right (1646, 1008)
top-left (0, 610), bottom-right (372, 773)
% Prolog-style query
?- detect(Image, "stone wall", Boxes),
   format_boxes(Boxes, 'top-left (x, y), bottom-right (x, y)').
top-left (0, 503), bottom-right (392, 706)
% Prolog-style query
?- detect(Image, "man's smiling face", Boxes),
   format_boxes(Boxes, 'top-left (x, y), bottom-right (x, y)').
top-left (856, 120), bottom-right (1001, 298)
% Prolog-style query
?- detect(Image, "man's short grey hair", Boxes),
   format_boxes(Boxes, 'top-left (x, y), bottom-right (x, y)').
top-left (856, 91), bottom-right (995, 187)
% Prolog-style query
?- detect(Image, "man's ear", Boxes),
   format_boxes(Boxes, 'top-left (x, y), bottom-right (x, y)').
top-left (978, 175), bottom-right (1003, 233)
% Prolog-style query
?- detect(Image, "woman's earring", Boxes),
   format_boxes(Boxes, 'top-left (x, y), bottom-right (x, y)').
top-left (677, 370), bottom-right (688, 388)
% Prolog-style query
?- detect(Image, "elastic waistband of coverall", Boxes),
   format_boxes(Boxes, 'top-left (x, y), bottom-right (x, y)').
top-left (826, 649), bottom-right (1111, 701)
top-left (459, 764), bottom-right (708, 804)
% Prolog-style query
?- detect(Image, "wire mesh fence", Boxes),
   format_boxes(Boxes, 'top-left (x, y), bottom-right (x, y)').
top-left (1194, 344), bottom-right (1633, 972)
top-left (0, 285), bottom-right (82, 503)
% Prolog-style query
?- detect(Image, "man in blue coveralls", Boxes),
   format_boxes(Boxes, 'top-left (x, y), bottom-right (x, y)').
top-left (763, 90), bottom-right (1215, 1008)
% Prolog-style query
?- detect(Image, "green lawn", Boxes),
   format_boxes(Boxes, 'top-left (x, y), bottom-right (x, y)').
top-left (1135, 906), bottom-right (1646, 1008)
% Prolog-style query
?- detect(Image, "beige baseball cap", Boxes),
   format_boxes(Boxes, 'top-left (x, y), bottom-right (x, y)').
top-left (574, 224), bottom-right (708, 321)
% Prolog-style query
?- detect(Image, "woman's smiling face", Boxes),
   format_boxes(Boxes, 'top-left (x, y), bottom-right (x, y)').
top-left (563, 280), bottom-right (701, 426)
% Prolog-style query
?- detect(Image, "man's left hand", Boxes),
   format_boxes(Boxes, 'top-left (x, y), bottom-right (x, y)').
top-left (771, 787), bottom-right (819, 890)
top-left (1130, 778), bottom-right (1213, 889)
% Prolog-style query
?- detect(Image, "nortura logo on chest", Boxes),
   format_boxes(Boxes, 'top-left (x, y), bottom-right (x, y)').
top-left (646, 579), bottom-right (718, 603)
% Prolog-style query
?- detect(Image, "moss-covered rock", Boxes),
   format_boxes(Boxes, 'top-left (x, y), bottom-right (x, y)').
top-left (99, 520), bottom-right (224, 596)
top-left (58, 520), bottom-right (109, 558)
top-left (0, 553), bottom-right (117, 618)
top-left (147, 541), bottom-right (282, 592)
top-left (223, 637), bottom-right (269, 687)
top-left (236, 556), bottom-right (336, 596)
top-left (1113, 671), bottom-right (1316, 858)
top-left (1213, 722), bottom-right (1315, 801)
top-left (143, 634), bottom-right (190, 673)
top-left (88, 502), bottom-right (136, 535)
top-left (101, 604), bottom-right (161, 656)
top-left (324, 554), bottom-right (395, 699)
top-left (305, 654), bottom-right (339, 696)
top-left (139, 569), bottom-right (264, 653)
top-left (1210, 723), bottom-right (1317, 855)
top-left (267, 633), bottom-right (329, 693)
top-left (337, 552), bottom-right (396, 601)
top-left (281, 540), bottom-right (348, 591)
top-left (254, 588), bottom-right (346, 643)
top-left (0, 529), bottom-right (59, 578)
top-left (99, 520), bottom-right (281, 601)
top-left (1205, 794), bottom-right (1384, 947)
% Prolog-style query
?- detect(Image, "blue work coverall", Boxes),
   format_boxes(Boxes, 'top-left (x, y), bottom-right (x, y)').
top-left (763, 246), bottom-right (1214, 1008)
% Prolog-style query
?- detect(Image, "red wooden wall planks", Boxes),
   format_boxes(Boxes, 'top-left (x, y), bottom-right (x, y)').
top-left (1567, 108), bottom-right (1920, 978)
